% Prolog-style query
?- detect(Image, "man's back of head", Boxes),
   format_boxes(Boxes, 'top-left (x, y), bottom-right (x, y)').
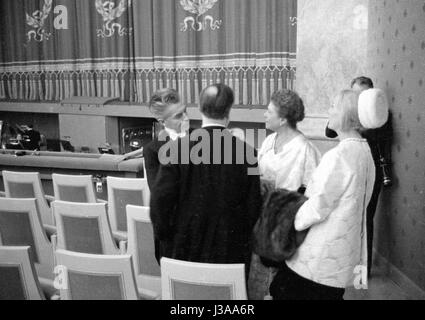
top-left (199, 83), bottom-right (234, 120)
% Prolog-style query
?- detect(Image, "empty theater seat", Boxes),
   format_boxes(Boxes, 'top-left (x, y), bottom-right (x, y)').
top-left (125, 205), bottom-right (160, 299)
top-left (52, 174), bottom-right (98, 203)
top-left (107, 177), bottom-right (150, 241)
top-left (55, 249), bottom-right (140, 300)
top-left (160, 258), bottom-right (247, 300)
top-left (51, 200), bottom-right (125, 255)
top-left (0, 198), bottom-right (55, 288)
top-left (2, 171), bottom-right (56, 235)
top-left (0, 246), bottom-right (46, 300)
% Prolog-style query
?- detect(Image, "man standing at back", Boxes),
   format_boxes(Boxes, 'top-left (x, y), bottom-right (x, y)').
top-left (150, 83), bottom-right (262, 268)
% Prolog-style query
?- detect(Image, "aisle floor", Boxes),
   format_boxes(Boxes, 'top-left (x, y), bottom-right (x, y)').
top-left (344, 259), bottom-right (413, 300)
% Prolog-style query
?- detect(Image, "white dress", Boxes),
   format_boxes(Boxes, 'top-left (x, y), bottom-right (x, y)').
top-left (248, 133), bottom-right (321, 300)
top-left (286, 138), bottom-right (375, 288)
top-left (259, 133), bottom-right (321, 190)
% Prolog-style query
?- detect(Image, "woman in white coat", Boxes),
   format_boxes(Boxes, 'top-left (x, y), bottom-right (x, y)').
top-left (270, 89), bottom-right (378, 300)
top-left (248, 89), bottom-right (321, 300)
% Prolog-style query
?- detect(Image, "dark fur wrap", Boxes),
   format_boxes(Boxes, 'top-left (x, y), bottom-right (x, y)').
top-left (252, 188), bottom-right (309, 263)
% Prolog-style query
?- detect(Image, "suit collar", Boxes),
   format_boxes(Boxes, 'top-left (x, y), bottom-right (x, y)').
top-left (202, 124), bottom-right (227, 129)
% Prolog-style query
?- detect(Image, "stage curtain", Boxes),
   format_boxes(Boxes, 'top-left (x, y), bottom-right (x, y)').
top-left (0, 0), bottom-right (297, 105)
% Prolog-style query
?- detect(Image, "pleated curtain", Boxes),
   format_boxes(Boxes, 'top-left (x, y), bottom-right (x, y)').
top-left (0, 0), bottom-right (297, 105)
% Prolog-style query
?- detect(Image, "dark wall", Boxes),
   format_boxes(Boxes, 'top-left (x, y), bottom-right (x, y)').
top-left (368, 0), bottom-right (425, 290)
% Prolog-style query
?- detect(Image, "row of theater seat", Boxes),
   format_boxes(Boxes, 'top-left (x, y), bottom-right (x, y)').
top-left (0, 171), bottom-right (247, 300)
top-left (1, 171), bottom-right (151, 239)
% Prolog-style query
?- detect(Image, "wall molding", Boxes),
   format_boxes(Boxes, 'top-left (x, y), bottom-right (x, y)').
top-left (374, 250), bottom-right (425, 300)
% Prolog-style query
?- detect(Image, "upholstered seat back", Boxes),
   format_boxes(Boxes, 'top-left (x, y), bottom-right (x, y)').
top-left (0, 210), bottom-right (39, 262)
top-left (0, 265), bottom-right (27, 300)
top-left (57, 186), bottom-right (89, 203)
top-left (134, 218), bottom-right (159, 277)
top-left (0, 198), bottom-right (54, 280)
top-left (126, 205), bottom-right (161, 297)
top-left (0, 246), bottom-right (45, 300)
top-left (170, 280), bottom-right (233, 300)
top-left (52, 200), bottom-right (119, 255)
top-left (55, 249), bottom-right (139, 300)
top-left (3, 171), bottom-right (54, 227)
top-left (112, 189), bottom-right (144, 232)
top-left (6, 181), bottom-right (35, 199)
top-left (67, 271), bottom-right (126, 300)
top-left (52, 174), bottom-right (97, 203)
top-left (61, 215), bottom-right (103, 254)
top-left (107, 177), bottom-right (150, 235)
top-left (161, 258), bottom-right (247, 300)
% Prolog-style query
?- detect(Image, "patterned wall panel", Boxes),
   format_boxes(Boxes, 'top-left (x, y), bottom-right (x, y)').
top-left (297, 0), bottom-right (369, 115)
top-left (368, 0), bottom-right (425, 291)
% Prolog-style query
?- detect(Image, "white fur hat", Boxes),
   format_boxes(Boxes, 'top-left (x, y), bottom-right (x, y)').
top-left (358, 88), bottom-right (389, 129)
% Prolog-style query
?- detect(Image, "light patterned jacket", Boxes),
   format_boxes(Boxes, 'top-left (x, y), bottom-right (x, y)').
top-left (286, 138), bottom-right (375, 288)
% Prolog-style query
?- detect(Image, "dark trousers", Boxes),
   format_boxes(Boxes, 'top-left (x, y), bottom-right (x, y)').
top-left (269, 263), bottom-right (345, 300)
top-left (366, 165), bottom-right (383, 274)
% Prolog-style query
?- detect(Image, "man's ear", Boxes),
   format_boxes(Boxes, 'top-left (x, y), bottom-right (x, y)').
top-left (280, 118), bottom-right (288, 126)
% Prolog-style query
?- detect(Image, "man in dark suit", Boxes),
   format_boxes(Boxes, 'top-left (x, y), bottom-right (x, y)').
top-left (144, 88), bottom-right (189, 263)
top-left (150, 83), bottom-right (262, 269)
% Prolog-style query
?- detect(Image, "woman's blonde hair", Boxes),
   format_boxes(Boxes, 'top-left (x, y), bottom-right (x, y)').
top-left (335, 89), bottom-right (363, 132)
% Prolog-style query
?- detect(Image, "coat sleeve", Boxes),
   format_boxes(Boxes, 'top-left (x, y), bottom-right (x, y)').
top-left (245, 147), bottom-right (263, 228)
top-left (149, 140), bottom-right (180, 241)
top-left (143, 141), bottom-right (159, 191)
top-left (301, 143), bottom-right (321, 187)
top-left (294, 149), bottom-right (354, 231)
top-left (247, 169), bottom-right (262, 229)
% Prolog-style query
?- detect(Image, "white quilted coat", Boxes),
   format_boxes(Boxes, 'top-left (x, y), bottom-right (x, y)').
top-left (286, 138), bottom-right (375, 288)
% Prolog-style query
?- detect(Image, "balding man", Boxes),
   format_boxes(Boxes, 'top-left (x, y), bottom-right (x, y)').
top-left (150, 83), bottom-right (262, 269)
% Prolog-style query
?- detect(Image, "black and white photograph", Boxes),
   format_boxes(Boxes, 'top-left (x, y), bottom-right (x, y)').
top-left (0, 0), bottom-right (424, 306)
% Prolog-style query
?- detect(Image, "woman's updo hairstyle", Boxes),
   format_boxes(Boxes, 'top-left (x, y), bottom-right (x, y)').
top-left (270, 89), bottom-right (305, 128)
